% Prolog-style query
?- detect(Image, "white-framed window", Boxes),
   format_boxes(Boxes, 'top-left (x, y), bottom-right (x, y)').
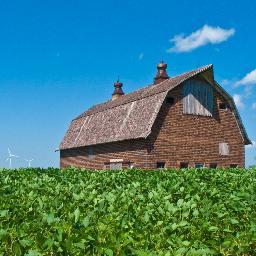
top-left (219, 143), bottom-right (229, 156)
top-left (195, 163), bottom-right (204, 169)
top-left (110, 162), bottom-right (122, 170)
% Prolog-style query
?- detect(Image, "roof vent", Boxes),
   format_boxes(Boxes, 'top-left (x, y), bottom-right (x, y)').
top-left (112, 79), bottom-right (124, 100)
top-left (154, 60), bottom-right (169, 84)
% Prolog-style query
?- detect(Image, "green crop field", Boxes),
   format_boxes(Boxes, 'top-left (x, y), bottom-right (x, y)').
top-left (1, 168), bottom-right (256, 256)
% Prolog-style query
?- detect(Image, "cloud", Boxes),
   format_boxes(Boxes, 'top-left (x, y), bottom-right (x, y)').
top-left (138, 53), bottom-right (144, 60)
top-left (246, 140), bottom-right (256, 149)
top-left (233, 94), bottom-right (244, 108)
top-left (235, 69), bottom-right (256, 86)
top-left (252, 103), bottom-right (256, 109)
top-left (167, 25), bottom-right (235, 53)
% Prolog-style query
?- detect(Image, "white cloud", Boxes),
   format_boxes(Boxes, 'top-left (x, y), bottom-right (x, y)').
top-left (235, 69), bottom-right (256, 86)
top-left (246, 140), bottom-right (256, 149)
top-left (233, 94), bottom-right (244, 108)
top-left (138, 53), bottom-right (144, 60)
top-left (252, 102), bottom-right (256, 109)
top-left (167, 25), bottom-right (235, 53)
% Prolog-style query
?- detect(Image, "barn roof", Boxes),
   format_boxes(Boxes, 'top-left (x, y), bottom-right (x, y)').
top-left (60, 64), bottom-right (251, 150)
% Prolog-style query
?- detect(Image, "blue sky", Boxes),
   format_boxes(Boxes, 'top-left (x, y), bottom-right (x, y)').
top-left (0, 0), bottom-right (255, 168)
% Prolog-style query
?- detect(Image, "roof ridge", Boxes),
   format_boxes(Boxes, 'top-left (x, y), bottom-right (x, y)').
top-left (74, 64), bottom-right (213, 120)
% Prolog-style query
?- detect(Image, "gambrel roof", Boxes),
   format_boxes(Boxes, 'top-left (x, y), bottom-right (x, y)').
top-left (60, 64), bottom-right (251, 150)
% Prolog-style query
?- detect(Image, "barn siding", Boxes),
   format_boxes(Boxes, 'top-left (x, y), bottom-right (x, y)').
top-left (147, 78), bottom-right (244, 168)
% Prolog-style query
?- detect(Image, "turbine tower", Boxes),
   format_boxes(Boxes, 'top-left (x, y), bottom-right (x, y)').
top-left (6, 148), bottom-right (19, 168)
top-left (24, 158), bottom-right (34, 168)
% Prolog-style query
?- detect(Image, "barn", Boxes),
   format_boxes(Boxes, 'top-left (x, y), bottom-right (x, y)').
top-left (59, 62), bottom-right (251, 169)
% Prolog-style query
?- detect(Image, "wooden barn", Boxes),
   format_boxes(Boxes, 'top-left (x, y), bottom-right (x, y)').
top-left (60, 62), bottom-right (251, 169)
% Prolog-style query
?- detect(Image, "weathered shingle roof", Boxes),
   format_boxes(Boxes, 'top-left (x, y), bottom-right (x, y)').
top-left (60, 64), bottom-right (251, 150)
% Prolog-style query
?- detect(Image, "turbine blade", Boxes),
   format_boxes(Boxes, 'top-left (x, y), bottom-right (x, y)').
top-left (8, 148), bottom-right (11, 155)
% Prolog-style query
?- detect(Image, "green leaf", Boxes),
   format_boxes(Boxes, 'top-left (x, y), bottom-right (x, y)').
top-left (208, 226), bottom-right (219, 232)
top-left (46, 213), bottom-right (55, 225)
top-left (105, 248), bottom-right (113, 256)
top-left (19, 239), bottom-right (33, 247)
top-left (82, 216), bottom-right (90, 228)
top-left (0, 210), bottom-right (8, 217)
top-left (0, 229), bottom-right (8, 239)
top-left (74, 208), bottom-right (80, 223)
top-left (144, 212), bottom-right (150, 222)
top-left (193, 209), bottom-right (199, 217)
top-left (182, 240), bottom-right (190, 246)
top-left (230, 218), bottom-right (239, 225)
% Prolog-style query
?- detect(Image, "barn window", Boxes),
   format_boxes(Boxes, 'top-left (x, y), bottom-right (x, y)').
top-left (166, 97), bottom-right (174, 105)
top-left (209, 163), bottom-right (217, 169)
top-left (183, 79), bottom-right (213, 116)
top-left (88, 146), bottom-right (94, 159)
top-left (128, 163), bottom-right (134, 169)
top-left (195, 163), bottom-right (204, 169)
top-left (219, 143), bottom-right (229, 156)
top-left (110, 162), bottom-right (123, 170)
top-left (219, 103), bottom-right (229, 110)
top-left (180, 162), bottom-right (189, 168)
top-left (157, 162), bottom-right (165, 169)
top-left (230, 164), bottom-right (238, 168)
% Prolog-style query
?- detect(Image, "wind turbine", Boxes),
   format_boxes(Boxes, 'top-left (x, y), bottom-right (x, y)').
top-left (24, 158), bottom-right (34, 168)
top-left (6, 148), bottom-right (19, 168)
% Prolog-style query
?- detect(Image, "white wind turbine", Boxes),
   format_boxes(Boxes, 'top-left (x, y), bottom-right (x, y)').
top-left (24, 158), bottom-right (34, 168)
top-left (6, 148), bottom-right (19, 168)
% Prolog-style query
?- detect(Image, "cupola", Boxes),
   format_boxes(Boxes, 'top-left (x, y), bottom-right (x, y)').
top-left (112, 79), bottom-right (124, 100)
top-left (154, 60), bottom-right (169, 84)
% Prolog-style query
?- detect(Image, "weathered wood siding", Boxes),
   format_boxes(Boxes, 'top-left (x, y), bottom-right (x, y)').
top-left (183, 79), bottom-right (213, 116)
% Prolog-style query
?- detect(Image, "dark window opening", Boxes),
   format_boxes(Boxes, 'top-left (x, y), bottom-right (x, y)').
top-left (166, 97), bottom-right (174, 105)
top-left (219, 103), bottom-right (229, 110)
top-left (230, 164), bottom-right (238, 168)
top-left (180, 162), bottom-right (189, 168)
top-left (157, 162), bottom-right (165, 169)
top-left (195, 163), bottom-right (204, 169)
top-left (209, 163), bottom-right (217, 169)
top-left (88, 146), bottom-right (94, 160)
top-left (128, 163), bottom-right (134, 169)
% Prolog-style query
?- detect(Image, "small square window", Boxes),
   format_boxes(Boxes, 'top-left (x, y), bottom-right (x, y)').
top-left (219, 103), bottom-right (229, 110)
top-left (230, 164), bottom-right (238, 168)
top-left (166, 97), bottom-right (174, 104)
top-left (110, 162), bottom-right (122, 170)
top-left (157, 162), bottom-right (165, 169)
top-left (209, 163), bottom-right (217, 169)
top-left (219, 143), bottom-right (229, 156)
top-left (88, 146), bottom-right (94, 159)
top-left (180, 162), bottom-right (188, 168)
top-left (128, 163), bottom-right (134, 169)
top-left (195, 163), bottom-right (204, 169)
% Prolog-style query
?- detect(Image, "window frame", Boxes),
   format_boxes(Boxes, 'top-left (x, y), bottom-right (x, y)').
top-left (219, 103), bottom-right (229, 110)
top-left (219, 142), bottom-right (230, 156)
top-left (195, 163), bottom-right (204, 169)
top-left (180, 162), bottom-right (189, 169)
top-left (110, 162), bottom-right (123, 170)
top-left (209, 163), bottom-right (218, 169)
top-left (156, 162), bottom-right (166, 169)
